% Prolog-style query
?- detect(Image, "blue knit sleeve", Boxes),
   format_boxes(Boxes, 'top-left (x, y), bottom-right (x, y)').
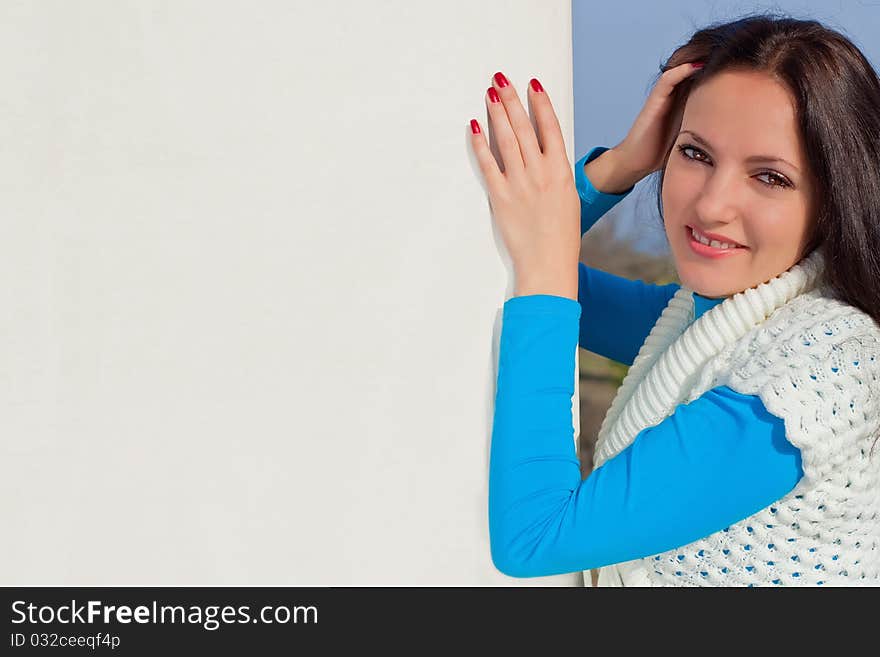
top-left (488, 294), bottom-right (803, 578)
top-left (575, 146), bottom-right (634, 236)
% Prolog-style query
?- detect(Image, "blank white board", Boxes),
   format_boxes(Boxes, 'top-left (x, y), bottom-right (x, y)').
top-left (0, 0), bottom-right (581, 585)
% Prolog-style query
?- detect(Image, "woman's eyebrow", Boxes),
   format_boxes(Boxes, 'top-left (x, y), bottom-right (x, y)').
top-left (678, 129), bottom-right (800, 172)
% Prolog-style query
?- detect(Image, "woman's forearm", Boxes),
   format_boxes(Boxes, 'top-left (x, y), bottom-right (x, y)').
top-left (582, 147), bottom-right (644, 195)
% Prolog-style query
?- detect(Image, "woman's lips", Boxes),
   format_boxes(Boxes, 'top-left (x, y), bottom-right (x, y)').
top-left (685, 225), bottom-right (748, 258)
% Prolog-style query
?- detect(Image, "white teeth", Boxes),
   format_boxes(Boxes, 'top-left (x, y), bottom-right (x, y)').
top-left (691, 226), bottom-right (738, 249)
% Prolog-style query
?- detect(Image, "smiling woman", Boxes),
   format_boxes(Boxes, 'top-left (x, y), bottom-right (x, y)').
top-left (483, 11), bottom-right (880, 588)
top-left (661, 69), bottom-right (816, 297)
top-left (653, 16), bottom-right (880, 320)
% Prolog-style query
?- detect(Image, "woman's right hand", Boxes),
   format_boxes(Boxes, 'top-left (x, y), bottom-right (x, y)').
top-left (589, 61), bottom-right (704, 193)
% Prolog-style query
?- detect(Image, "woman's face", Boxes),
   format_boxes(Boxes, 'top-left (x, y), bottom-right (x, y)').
top-left (662, 69), bottom-right (816, 299)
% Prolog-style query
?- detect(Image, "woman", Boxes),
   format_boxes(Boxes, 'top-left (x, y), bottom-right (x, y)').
top-left (471, 13), bottom-right (880, 586)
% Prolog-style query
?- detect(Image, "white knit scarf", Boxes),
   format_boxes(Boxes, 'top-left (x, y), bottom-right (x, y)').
top-left (588, 246), bottom-right (880, 586)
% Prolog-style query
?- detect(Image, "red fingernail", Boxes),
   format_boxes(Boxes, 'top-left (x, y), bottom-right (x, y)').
top-left (691, 62), bottom-right (705, 69)
top-left (493, 71), bottom-right (509, 88)
top-left (470, 119), bottom-right (480, 134)
top-left (530, 78), bottom-right (544, 93)
top-left (488, 87), bottom-right (500, 103)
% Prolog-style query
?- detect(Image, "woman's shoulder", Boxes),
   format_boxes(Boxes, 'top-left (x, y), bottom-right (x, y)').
top-left (746, 285), bottom-right (880, 354)
top-left (719, 285), bottom-right (880, 394)
top-left (718, 286), bottom-right (880, 460)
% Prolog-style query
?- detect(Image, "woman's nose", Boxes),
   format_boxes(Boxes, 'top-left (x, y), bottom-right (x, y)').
top-left (693, 169), bottom-right (742, 225)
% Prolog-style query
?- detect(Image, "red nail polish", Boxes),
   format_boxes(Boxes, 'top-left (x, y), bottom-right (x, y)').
top-left (488, 87), bottom-right (500, 103)
top-left (493, 72), bottom-right (509, 88)
top-left (471, 119), bottom-right (480, 134)
top-left (530, 78), bottom-right (544, 93)
top-left (691, 62), bottom-right (705, 69)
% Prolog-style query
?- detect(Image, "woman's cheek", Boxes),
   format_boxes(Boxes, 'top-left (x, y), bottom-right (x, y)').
top-left (663, 166), bottom-right (692, 221)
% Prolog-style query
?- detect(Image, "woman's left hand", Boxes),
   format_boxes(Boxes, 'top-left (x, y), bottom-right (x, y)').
top-left (471, 72), bottom-right (580, 300)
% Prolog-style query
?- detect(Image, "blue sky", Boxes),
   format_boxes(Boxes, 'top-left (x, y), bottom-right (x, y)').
top-left (573, 0), bottom-right (880, 254)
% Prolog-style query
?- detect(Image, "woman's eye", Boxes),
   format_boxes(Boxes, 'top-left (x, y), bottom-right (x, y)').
top-left (677, 144), bottom-right (708, 162)
top-left (755, 172), bottom-right (791, 189)
top-left (676, 144), bottom-right (791, 189)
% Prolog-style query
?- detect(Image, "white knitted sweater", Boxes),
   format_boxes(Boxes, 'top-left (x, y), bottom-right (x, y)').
top-left (589, 246), bottom-right (880, 586)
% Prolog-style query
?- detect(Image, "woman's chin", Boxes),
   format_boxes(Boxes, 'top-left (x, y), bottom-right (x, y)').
top-left (673, 263), bottom-right (736, 298)
top-left (667, 236), bottom-right (737, 297)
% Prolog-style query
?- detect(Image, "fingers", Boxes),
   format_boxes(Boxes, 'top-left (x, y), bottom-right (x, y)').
top-left (526, 77), bottom-right (566, 159)
top-left (639, 61), bottom-right (702, 140)
top-left (485, 73), bottom-right (529, 175)
top-left (487, 72), bottom-right (543, 174)
top-left (469, 118), bottom-right (505, 193)
top-left (652, 61), bottom-right (703, 99)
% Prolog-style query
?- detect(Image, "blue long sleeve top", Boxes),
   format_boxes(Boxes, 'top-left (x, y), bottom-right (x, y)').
top-left (488, 146), bottom-right (804, 578)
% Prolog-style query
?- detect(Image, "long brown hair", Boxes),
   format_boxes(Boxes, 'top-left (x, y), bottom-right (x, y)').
top-left (650, 12), bottom-right (880, 327)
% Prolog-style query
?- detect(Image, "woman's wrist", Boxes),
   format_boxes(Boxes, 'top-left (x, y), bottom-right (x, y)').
top-left (514, 269), bottom-right (578, 301)
top-left (583, 147), bottom-right (644, 195)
